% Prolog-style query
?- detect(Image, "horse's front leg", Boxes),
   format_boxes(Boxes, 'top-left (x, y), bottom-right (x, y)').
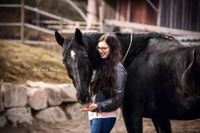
top-left (152, 118), bottom-right (172, 133)
top-left (122, 104), bottom-right (143, 133)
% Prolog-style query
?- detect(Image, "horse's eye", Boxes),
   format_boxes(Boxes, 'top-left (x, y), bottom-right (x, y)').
top-left (83, 55), bottom-right (88, 60)
top-left (65, 66), bottom-right (73, 79)
top-left (68, 72), bottom-right (73, 79)
top-left (63, 59), bottom-right (67, 65)
top-left (62, 58), bottom-right (65, 64)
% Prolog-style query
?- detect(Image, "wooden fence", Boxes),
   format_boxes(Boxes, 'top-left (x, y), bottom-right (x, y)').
top-left (0, 0), bottom-right (98, 45)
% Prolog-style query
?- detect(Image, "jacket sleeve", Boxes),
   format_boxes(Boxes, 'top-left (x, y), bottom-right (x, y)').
top-left (95, 63), bottom-right (127, 112)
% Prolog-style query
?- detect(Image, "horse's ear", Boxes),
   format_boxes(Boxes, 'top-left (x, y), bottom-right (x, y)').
top-left (55, 31), bottom-right (64, 47)
top-left (75, 28), bottom-right (83, 44)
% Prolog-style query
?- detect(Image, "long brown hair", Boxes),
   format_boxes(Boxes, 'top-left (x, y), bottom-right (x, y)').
top-left (90, 33), bottom-right (122, 97)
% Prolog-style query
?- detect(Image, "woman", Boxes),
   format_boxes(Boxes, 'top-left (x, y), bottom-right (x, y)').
top-left (80, 33), bottom-right (127, 133)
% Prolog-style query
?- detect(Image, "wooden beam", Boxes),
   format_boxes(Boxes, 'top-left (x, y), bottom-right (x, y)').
top-left (21, 0), bottom-right (25, 43)
top-left (0, 4), bottom-right (21, 8)
top-left (0, 23), bottom-right (21, 26)
top-left (24, 5), bottom-right (73, 23)
top-left (105, 20), bottom-right (200, 37)
top-left (146, 0), bottom-right (158, 12)
top-left (24, 40), bottom-right (55, 45)
top-left (59, 29), bottom-right (98, 34)
top-left (25, 23), bottom-right (54, 35)
top-left (64, 0), bottom-right (87, 21)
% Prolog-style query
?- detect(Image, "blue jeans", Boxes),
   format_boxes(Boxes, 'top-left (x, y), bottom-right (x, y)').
top-left (90, 117), bottom-right (116, 133)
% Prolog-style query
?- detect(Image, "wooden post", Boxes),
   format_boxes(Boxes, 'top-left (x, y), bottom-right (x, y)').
top-left (87, 0), bottom-right (97, 30)
top-left (20, 0), bottom-right (25, 43)
top-left (116, 0), bottom-right (120, 21)
top-left (99, 0), bottom-right (105, 32)
top-left (36, 0), bottom-right (40, 26)
top-left (127, 0), bottom-right (131, 22)
top-left (99, 6), bottom-right (103, 32)
top-left (157, 0), bottom-right (162, 32)
top-left (169, 0), bottom-right (173, 28)
top-left (126, 0), bottom-right (131, 31)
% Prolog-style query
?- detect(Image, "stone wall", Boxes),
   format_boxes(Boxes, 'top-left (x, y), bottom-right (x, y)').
top-left (2, 81), bottom-right (199, 133)
top-left (0, 81), bottom-right (129, 133)
top-left (0, 81), bottom-right (80, 129)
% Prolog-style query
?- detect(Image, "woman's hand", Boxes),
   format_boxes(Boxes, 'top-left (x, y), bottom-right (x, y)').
top-left (80, 103), bottom-right (97, 112)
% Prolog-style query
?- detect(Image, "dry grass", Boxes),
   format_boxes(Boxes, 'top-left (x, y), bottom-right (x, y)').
top-left (0, 40), bottom-right (71, 84)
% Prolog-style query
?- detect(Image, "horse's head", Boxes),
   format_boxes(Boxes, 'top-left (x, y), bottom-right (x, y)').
top-left (55, 29), bottom-right (93, 104)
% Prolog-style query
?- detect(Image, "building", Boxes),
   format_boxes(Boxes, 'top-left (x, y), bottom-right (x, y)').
top-left (93, 0), bottom-right (200, 32)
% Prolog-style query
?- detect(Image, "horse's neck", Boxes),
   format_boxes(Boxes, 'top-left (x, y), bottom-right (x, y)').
top-left (85, 33), bottom-right (133, 68)
top-left (83, 34), bottom-right (102, 69)
top-left (116, 33), bottom-right (132, 56)
top-left (115, 33), bottom-right (133, 66)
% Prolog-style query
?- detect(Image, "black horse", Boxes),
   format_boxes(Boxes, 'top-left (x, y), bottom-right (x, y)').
top-left (55, 28), bottom-right (200, 133)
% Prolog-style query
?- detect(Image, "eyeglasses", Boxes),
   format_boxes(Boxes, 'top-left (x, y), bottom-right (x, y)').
top-left (96, 46), bottom-right (109, 51)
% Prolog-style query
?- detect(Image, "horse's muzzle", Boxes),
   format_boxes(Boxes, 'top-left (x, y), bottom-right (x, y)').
top-left (76, 91), bottom-right (92, 104)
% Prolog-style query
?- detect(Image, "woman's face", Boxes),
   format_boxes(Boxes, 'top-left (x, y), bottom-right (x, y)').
top-left (96, 40), bottom-right (110, 59)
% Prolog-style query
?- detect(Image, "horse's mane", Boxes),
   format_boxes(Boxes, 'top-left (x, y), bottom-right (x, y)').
top-left (82, 33), bottom-right (103, 69)
top-left (81, 32), bottom-right (182, 68)
top-left (116, 32), bottom-right (182, 67)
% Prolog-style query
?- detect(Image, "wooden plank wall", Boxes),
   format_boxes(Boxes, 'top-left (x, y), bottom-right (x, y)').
top-left (104, 0), bottom-right (158, 25)
top-left (159, 0), bottom-right (200, 32)
top-left (104, 0), bottom-right (116, 20)
top-left (130, 0), bottom-right (158, 25)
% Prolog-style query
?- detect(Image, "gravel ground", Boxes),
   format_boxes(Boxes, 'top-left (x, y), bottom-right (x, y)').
top-left (1, 111), bottom-right (200, 133)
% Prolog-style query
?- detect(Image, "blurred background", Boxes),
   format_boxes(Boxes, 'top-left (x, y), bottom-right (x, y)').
top-left (0, 0), bottom-right (200, 44)
top-left (0, 0), bottom-right (200, 133)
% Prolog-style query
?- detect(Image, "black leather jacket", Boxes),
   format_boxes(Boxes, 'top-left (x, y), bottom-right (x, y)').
top-left (92, 62), bottom-right (127, 112)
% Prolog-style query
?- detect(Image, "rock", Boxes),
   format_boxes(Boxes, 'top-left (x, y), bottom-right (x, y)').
top-left (26, 81), bottom-right (69, 90)
top-left (1, 83), bottom-right (27, 108)
top-left (0, 91), bottom-right (4, 112)
top-left (35, 107), bottom-right (67, 123)
top-left (6, 107), bottom-right (33, 126)
top-left (45, 88), bottom-right (63, 106)
top-left (0, 81), bottom-right (4, 112)
top-left (60, 85), bottom-right (77, 102)
top-left (26, 81), bottom-right (77, 102)
top-left (63, 103), bottom-right (85, 120)
top-left (0, 115), bottom-right (7, 128)
top-left (27, 88), bottom-right (47, 110)
top-left (0, 80), bottom-right (3, 87)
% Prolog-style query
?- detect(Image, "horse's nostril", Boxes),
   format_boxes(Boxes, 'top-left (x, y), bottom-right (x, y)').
top-left (76, 92), bottom-right (91, 105)
top-left (86, 95), bottom-right (92, 103)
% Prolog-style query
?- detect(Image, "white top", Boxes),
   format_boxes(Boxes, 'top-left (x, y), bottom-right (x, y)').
top-left (88, 109), bottom-right (119, 120)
